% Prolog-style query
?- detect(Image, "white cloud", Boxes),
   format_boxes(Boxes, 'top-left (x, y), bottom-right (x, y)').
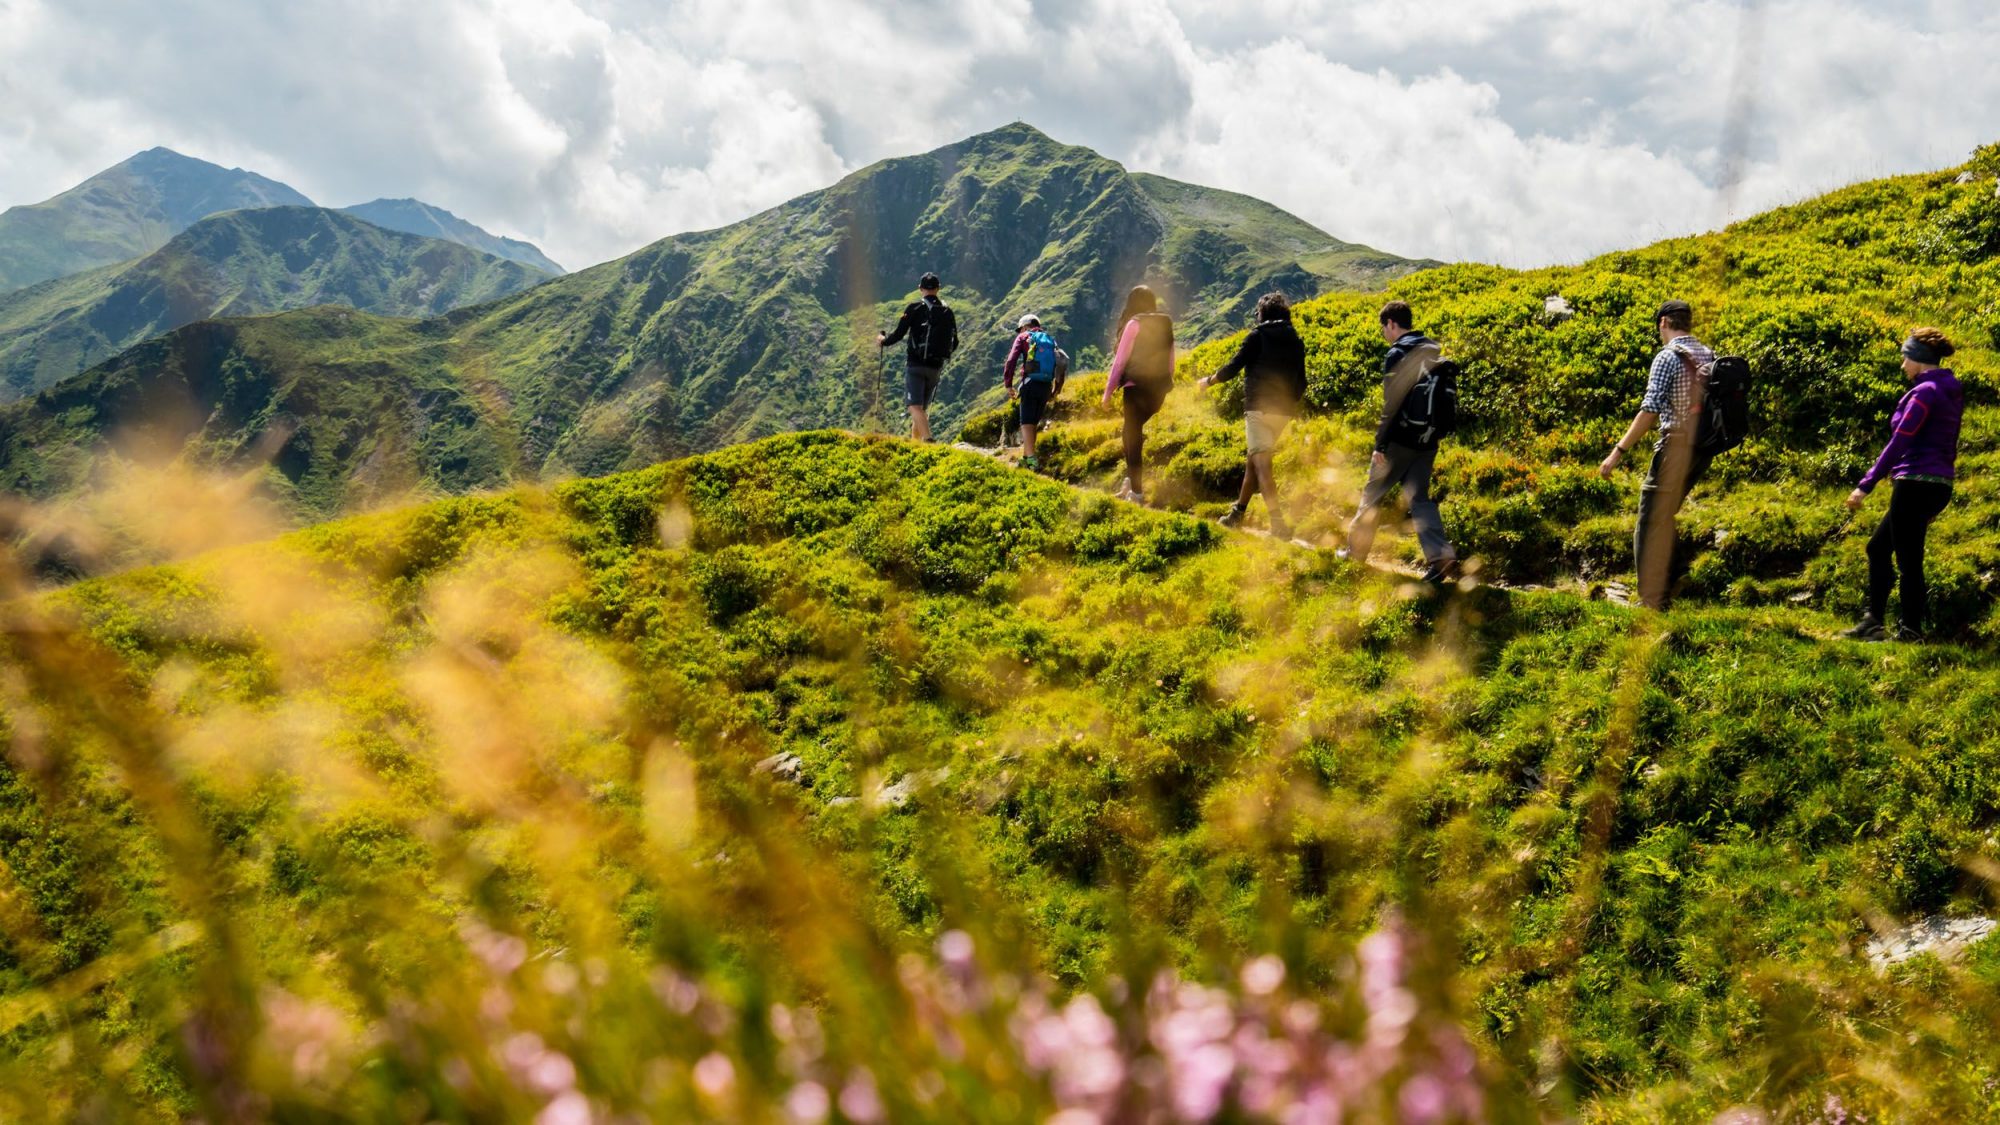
top-left (0, 0), bottom-right (1994, 270)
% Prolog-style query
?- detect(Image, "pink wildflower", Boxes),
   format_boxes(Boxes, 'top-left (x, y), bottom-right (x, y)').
top-left (938, 929), bottom-right (976, 969)
top-left (838, 1070), bottom-right (884, 1124)
top-left (1398, 1075), bottom-right (1448, 1124)
top-left (786, 1080), bottom-right (831, 1122)
top-left (692, 1052), bottom-right (735, 1098)
top-left (1241, 954), bottom-right (1287, 997)
top-left (536, 1091), bottom-right (592, 1125)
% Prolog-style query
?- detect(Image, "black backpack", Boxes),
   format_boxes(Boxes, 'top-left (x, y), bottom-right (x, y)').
top-left (1389, 357), bottom-right (1461, 447)
top-left (1684, 352), bottom-right (1750, 454)
top-left (911, 299), bottom-right (957, 367)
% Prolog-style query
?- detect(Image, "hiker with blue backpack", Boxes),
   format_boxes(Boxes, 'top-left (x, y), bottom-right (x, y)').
top-left (1598, 299), bottom-right (1750, 610)
top-left (1337, 301), bottom-right (1460, 586)
top-left (879, 272), bottom-right (959, 442)
top-left (1840, 327), bottom-right (1964, 642)
top-left (1003, 314), bottom-right (1068, 470)
top-left (1197, 292), bottom-right (1307, 539)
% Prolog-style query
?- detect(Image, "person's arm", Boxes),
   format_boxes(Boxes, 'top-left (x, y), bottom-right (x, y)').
top-left (1854, 387), bottom-right (1933, 499)
top-left (1198, 332), bottom-right (1256, 390)
top-left (1599, 350), bottom-right (1674, 477)
top-left (1103, 319), bottom-right (1140, 405)
top-left (1003, 333), bottom-right (1028, 392)
top-left (1599, 412), bottom-right (1659, 478)
top-left (880, 306), bottom-right (912, 348)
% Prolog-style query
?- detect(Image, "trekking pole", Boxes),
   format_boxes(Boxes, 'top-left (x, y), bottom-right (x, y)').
top-left (875, 342), bottom-right (889, 434)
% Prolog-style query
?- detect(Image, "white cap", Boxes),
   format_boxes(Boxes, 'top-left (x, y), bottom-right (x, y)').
top-left (1017, 314), bottom-right (1040, 329)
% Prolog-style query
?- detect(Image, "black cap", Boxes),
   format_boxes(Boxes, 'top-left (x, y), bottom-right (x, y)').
top-left (919, 272), bottom-right (940, 290)
top-left (1655, 299), bottom-right (1693, 322)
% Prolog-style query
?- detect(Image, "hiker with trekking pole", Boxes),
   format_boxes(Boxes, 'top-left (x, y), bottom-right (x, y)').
top-left (1839, 327), bottom-right (1963, 642)
top-left (1002, 314), bottom-right (1068, 471)
top-left (878, 272), bottom-right (958, 442)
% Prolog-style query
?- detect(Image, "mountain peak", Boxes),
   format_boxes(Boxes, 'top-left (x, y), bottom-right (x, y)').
top-left (341, 197), bottom-right (564, 275)
top-left (943, 120), bottom-right (1072, 155)
top-left (0, 148), bottom-right (315, 294)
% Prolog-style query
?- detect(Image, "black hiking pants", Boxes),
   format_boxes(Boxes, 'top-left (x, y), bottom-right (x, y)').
top-left (1120, 381), bottom-right (1168, 492)
top-left (1866, 478), bottom-right (1952, 632)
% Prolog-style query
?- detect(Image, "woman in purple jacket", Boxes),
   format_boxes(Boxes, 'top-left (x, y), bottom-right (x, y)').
top-left (1842, 327), bottom-right (1964, 641)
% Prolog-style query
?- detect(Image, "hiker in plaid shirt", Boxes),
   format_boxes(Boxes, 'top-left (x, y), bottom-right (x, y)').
top-left (1599, 299), bottom-right (1716, 609)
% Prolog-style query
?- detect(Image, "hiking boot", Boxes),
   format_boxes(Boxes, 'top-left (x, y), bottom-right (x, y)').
top-left (1217, 503), bottom-right (1247, 529)
top-left (1840, 617), bottom-right (1886, 641)
top-left (1421, 558), bottom-right (1461, 588)
top-left (1892, 624), bottom-right (1925, 643)
top-left (1021, 454), bottom-right (1040, 471)
top-left (1112, 477), bottom-right (1136, 501)
top-left (1333, 546), bottom-right (1354, 562)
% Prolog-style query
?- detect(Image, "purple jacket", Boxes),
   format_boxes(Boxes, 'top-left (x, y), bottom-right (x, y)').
top-left (1858, 368), bottom-right (1963, 492)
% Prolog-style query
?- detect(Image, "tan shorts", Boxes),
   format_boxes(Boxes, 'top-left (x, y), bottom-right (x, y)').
top-left (1245, 410), bottom-right (1290, 455)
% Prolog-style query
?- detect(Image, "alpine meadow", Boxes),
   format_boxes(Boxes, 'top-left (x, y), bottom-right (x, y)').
top-left (0, 88), bottom-right (1999, 1125)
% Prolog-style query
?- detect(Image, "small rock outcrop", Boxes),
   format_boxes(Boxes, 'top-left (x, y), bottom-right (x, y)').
top-left (1865, 914), bottom-right (1996, 968)
top-left (753, 752), bottom-right (805, 784)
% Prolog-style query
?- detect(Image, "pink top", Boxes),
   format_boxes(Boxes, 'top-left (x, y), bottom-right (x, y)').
top-left (1003, 331), bottom-right (1031, 391)
top-left (1103, 319), bottom-right (1141, 405)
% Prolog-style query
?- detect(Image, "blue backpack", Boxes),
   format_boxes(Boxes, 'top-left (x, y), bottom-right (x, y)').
top-left (1022, 330), bottom-right (1060, 382)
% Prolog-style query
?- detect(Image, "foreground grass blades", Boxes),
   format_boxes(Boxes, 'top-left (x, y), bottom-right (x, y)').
top-left (0, 433), bottom-right (1996, 1120)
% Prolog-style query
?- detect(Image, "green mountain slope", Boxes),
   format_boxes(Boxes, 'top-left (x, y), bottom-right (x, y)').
top-left (0, 124), bottom-right (1426, 515)
top-left (0, 207), bottom-right (552, 400)
top-left (956, 141), bottom-right (2000, 637)
top-left (341, 197), bottom-right (565, 274)
top-left (2, 432), bottom-right (1998, 1120)
top-left (0, 148), bottom-right (314, 295)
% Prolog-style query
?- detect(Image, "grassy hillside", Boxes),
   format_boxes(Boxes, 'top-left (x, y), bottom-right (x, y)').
top-left (964, 142), bottom-right (2000, 638)
top-left (0, 124), bottom-right (1427, 517)
top-left (342, 198), bottom-right (565, 275)
top-left (0, 207), bottom-right (552, 399)
top-left (0, 307), bottom-right (511, 523)
top-left (0, 148), bottom-right (313, 295)
top-left (0, 432), bottom-right (1996, 1121)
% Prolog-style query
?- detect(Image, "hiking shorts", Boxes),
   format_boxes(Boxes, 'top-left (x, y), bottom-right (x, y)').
top-left (1017, 379), bottom-right (1054, 426)
top-left (1245, 410), bottom-right (1290, 455)
top-left (905, 364), bottom-right (941, 409)
top-left (1121, 379), bottom-right (1169, 425)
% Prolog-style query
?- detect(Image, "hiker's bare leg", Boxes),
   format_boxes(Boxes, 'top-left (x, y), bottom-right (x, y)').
top-left (1022, 423), bottom-right (1038, 459)
top-left (1250, 452), bottom-right (1280, 518)
top-left (1235, 467), bottom-right (1256, 508)
top-left (909, 405), bottom-right (932, 442)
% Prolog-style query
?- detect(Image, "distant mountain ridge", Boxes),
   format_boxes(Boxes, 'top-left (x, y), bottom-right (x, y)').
top-left (0, 206), bottom-right (552, 400)
top-left (0, 148), bottom-right (564, 296)
top-left (0, 124), bottom-right (1432, 517)
top-left (0, 148), bottom-right (311, 294)
top-left (342, 198), bottom-right (564, 275)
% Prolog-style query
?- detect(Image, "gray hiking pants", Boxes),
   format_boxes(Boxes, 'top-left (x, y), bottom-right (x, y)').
top-left (1345, 442), bottom-right (1454, 564)
top-left (1633, 441), bottom-right (1714, 609)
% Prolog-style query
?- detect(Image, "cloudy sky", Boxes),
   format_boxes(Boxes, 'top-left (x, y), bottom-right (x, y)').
top-left (2, 0), bottom-right (1994, 272)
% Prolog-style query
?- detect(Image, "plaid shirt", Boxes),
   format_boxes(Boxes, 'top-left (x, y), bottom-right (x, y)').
top-left (1639, 335), bottom-right (1714, 435)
